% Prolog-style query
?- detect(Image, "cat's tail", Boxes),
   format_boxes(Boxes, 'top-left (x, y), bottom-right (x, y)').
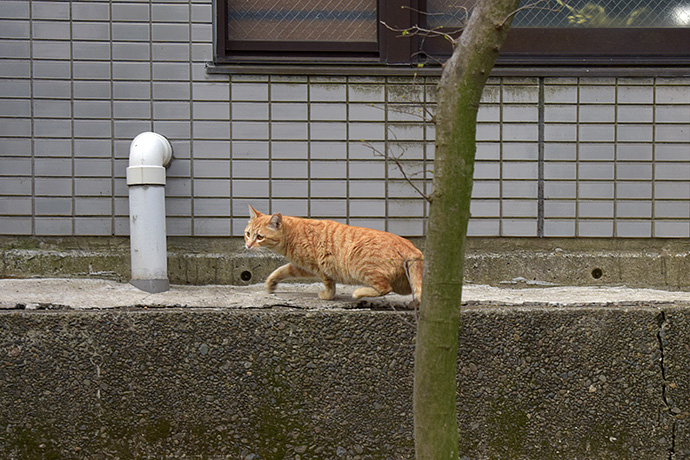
top-left (404, 256), bottom-right (424, 305)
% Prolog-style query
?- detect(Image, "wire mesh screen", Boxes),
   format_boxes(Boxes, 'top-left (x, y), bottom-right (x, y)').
top-left (426, 0), bottom-right (690, 29)
top-left (425, 0), bottom-right (473, 30)
top-left (227, 0), bottom-right (378, 42)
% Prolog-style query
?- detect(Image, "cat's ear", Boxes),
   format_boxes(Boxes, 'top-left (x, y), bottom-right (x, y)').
top-left (248, 205), bottom-right (260, 220)
top-left (268, 213), bottom-right (282, 230)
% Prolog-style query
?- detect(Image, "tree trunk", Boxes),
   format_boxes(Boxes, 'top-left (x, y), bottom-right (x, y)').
top-left (414, 1), bottom-right (522, 459)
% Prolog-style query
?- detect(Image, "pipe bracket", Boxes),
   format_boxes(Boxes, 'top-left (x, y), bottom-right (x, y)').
top-left (127, 165), bottom-right (167, 186)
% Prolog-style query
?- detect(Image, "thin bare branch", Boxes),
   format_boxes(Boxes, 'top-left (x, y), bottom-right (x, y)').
top-left (500, 0), bottom-right (573, 27)
top-left (363, 140), bottom-right (431, 203)
top-left (367, 102), bottom-right (433, 123)
top-left (385, 129), bottom-right (435, 182)
top-left (412, 49), bottom-right (447, 68)
top-left (380, 21), bottom-right (457, 45)
top-left (398, 2), bottom-right (470, 36)
top-left (400, 4), bottom-right (467, 18)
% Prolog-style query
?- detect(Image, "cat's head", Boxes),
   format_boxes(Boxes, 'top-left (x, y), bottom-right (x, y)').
top-left (244, 205), bottom-right (283, 251)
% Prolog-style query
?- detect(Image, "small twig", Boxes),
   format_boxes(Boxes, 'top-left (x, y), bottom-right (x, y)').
top-left (363, 141), bottom-right (431, 203)
top-left (386, 143), bottom-right (433, 180)
top-left (368, 102), bottom-right (432, 123)
top-left (499, 0), bottom-right (572, 27)
top-left (412, 48), bottom-right (447, 68)
top-left (400, 4), bottom-right (466, 17)
top-left (380, 21), bottom-right (457, 45)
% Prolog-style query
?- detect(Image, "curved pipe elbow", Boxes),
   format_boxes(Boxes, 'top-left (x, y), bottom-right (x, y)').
top-left (127, 132), bottom-right (173, 186)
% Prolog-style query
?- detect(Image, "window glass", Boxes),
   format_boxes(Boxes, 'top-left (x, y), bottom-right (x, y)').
top-left (426, 0), bottom-right (690, 29)
top-left (515, 0), bottom-right (690, 27)
top-left (227, 0), bottom-right (378, 42)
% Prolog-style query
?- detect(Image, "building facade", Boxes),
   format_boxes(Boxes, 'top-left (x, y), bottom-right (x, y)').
top-left (1, 0), bottom-right (690, 241)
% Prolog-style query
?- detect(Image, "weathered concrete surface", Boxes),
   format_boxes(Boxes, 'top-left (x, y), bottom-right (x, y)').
top-left (1, 279), bottom-right (688, 459)
top-left (3, 236), bottom-right (690, 289)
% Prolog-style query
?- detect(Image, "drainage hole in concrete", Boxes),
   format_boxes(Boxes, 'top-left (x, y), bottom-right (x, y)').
top-left (591, 268), bottom-right (603, 280)
top-left (240, 270), bottom-right (252, 282)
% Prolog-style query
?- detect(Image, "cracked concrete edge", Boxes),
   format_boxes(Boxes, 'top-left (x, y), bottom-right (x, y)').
top-left (657, 310), bottom-right (678, 459)
top-left (658, 306), bottom-right (690, 459)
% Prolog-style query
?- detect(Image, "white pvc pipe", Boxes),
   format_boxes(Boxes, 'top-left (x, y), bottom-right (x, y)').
top-left (127, 132), bottom-right (173, 293)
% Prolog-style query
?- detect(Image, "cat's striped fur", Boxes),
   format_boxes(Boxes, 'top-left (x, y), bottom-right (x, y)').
top-left (244, 205), bottom-right (423, 302)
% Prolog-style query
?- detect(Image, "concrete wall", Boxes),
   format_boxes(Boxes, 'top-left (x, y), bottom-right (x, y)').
top-left (2, 1), bottom-right (690, 240)
top-left (1, 303), bottom-right (688, 459)
top-left (4, 236), bottom-right (690, 290)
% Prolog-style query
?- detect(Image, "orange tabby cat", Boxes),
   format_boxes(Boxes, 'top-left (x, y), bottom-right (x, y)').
top-left (244, 205), bottom-right (423, 302)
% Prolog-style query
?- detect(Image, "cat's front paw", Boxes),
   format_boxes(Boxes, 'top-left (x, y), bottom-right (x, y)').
top-left (318, 289), bottom-right (335, 300)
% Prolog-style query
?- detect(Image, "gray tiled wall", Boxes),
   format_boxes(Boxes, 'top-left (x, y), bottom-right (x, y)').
top-left (1, 0), bottom-right (690, 238)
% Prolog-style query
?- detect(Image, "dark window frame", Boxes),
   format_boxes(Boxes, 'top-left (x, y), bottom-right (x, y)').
top-left (214, 0), bottom-right (690, 67)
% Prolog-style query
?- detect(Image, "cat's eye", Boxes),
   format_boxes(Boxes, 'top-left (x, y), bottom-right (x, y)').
top-left (245, 231), bottom-right (251, 238)
top-left (257, 234), bottom-right (264, 241)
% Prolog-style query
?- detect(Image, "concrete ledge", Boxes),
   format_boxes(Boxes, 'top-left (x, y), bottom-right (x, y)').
top-left (3, 237), bottom-right (690, 289)
top-left (1, 281), bottom-right (688, 459)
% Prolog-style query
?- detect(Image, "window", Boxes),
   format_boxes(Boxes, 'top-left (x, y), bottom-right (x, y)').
top-left (494, 0), bottom-right (690, 65)
top-left (214, 0), bottom-right (690, 66)
top-left (223, 0), bottom-right (378, 57)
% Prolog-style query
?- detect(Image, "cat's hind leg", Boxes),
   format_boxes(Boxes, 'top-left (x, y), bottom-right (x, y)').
top-left (405, 258), bottom-right (423, 303)
top-left (352, 278), bottom-right (392, 299)
top-left (265, 263), bottom-right (314, 293)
